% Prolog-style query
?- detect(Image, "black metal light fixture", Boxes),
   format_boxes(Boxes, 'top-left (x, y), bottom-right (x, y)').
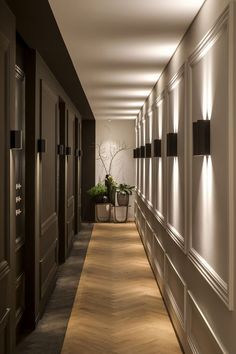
top-left (167, 133), bottom-right (177, 157)
top-left (153, 139), bottom-right (161, 157)
top-left (75, 148), bottom-right (80, 157)
top-left (145, 143), bottom-right (152, 158)
top-left (37, 139), bottom-right (47, 153)
top-left (57, 144), bottom-right (64, 155)
top-left (10, 130), bottom-right (22, 150)
top-left (137, 147), bottom-right (141, 158)
top-left (140, 145), bottom-right (145, 158)
top-left (66, 146), bottom-right (72, 155)
top-left (193, 119), bottom-right (210, 156)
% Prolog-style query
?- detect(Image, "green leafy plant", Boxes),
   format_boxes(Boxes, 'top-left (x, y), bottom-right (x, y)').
top-left (105, 175), bottom-right (117, 205)
top-left (116, 183), bottom-right (135, 195)
top-left (87, 183), bottom-right (107, 201)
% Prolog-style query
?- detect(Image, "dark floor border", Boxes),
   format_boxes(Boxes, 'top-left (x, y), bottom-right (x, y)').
top-left (16, 223), bottom-right (93, 354)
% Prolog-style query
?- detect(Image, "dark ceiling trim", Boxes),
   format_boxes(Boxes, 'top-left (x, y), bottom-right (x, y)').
top-left (6, 0), bottom-right (95, 120)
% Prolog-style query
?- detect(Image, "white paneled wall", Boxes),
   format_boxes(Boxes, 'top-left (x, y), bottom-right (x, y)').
top-left (135, 2), bottom-right (236, 353)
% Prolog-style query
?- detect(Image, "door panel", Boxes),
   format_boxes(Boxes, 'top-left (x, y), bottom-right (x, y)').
top-left (74, 118), bottom-right (81, 234)
top-left (14, 65), bottom-right (26, 336)
top-left (66, 110), bottom-right (75, 251)
top-left (0, 2), bottom-right (15, 353)
top-left (39, 80), bottom-right (58, 309)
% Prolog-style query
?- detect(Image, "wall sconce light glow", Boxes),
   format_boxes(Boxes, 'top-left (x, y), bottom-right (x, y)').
top-left (198, 156), bottom-right (215, 254)
top-left (157, 104), bottom-right (163, 139)
top-left (149, 113), bottom-right (153, 142)
top-left (148, 159), bottom-right (152, 204)
top-left (157, 159), bottom-right (163, 216)
top-left (173, 86), bottom-right (179, 132)
top-left (171, 157), bottom-right (180, 230)
top-left (202, 49), bottom-right (213, 120)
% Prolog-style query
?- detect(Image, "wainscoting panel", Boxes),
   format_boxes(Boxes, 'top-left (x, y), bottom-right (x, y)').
top-left (145, 221), bottom-right (154, 264)
top-left (165, 254), bottom-right (187, 330)
top-left (152, 233), bottom-right (165, 290)
top-left (187, 292), bottom-right (226, 354)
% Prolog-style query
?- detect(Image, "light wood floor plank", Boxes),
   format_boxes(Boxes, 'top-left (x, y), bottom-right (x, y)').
top-left (61, 223), bottom-right (183, 354)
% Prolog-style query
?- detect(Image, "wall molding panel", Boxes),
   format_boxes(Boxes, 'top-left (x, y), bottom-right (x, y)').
top-left (166, 65), bottom-right (186, 254)
top-left (187, 292), bottom-right (227, 354)
top-left (164, 254), bottom-right (187, 330)
top-left (188, 5), bottom-right (234, 310)
top-left (152, 232), bottom-right (165, 286)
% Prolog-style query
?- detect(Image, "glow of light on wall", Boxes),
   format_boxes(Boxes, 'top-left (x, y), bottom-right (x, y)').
top-left (149, 160), bottom-right (152, 204)
top-left (202, 49), bottom-right (213, 120)
top-left (157, 159), bottom-right (163, 214)
top-left (171, 157), bottom-right (180, 230)
top-left (197, 156), bottom-right (215, 254)
top-left (158, 103), bottom-right (163, 139)
top-left (173, 86), bottom-right (179, 132)
top-left (149, 112), bottom-right (153, 143)
top-left (142, 120), bottom-right (146, 196)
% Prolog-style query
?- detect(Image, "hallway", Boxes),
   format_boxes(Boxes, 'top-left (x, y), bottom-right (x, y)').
top-left (1, 0), bottom-right (236, 353)
top-left (62, 223), bottom-right (182, 354)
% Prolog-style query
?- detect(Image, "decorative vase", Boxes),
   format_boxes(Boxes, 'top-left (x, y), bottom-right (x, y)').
top-left (117, 193), bottom-right (129, 206)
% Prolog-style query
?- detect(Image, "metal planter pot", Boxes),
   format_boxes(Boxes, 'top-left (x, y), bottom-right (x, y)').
top-left (117, 193), bottom-right (129, 206)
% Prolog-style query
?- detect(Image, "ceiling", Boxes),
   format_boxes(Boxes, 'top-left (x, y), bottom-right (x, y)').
top-left (49, 0), bottom-right (205, 120)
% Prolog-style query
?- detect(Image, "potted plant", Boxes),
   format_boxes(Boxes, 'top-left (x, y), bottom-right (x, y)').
top-left (105, 174), bottom-right (117, 205)
top-left (87, 183), bottom-right (108, 203)
top-left (116, 183), bottom-right (135, 206)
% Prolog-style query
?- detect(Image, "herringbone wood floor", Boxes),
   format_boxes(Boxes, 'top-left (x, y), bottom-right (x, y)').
top-left (61, 223), bottom-right (183, 354)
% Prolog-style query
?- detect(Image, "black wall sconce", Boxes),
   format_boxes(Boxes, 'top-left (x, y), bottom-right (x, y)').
top-left (167, 133), bottom-right (177, 157)
top-left (140, 146), bottom-right (145, 158)
top-left (57, 144), bottom-right (64, 155)
top-left (153, 139), bottom-right (161, 157)
top-left (145, 143), bottom-right (152, 158)
top-left (10, 130), bottom-right (22, 150)
top-left (193, 119), bottom-right (210, 156)
top-left (66, 146), bottom-right (72, 155)
top-left (137, 147), bottom-right (141, 158)
top-left (38, 139), bottom-right (47, 153)
top-left (75, 148), bottom-right (82, 157)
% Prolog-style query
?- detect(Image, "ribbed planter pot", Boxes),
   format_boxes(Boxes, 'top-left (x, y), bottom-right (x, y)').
top-left (117, 193), bottom-right (129, 206)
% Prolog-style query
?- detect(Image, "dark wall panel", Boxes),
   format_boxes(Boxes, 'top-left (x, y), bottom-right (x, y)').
top-left (6, 0), bottom-right (94, 120)
top-left (81, 120), bottom-right (95, 222)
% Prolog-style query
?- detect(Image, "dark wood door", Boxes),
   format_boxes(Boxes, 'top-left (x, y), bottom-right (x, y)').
top-left (74, 118), bottom-right (81, 234)
top-left (66, 110), bottom-right (75, 252)
top-left (0, 2), bottom-right (15, 353)
top-left (39, 80), bottom-right (59, 312)
top-left (14, 65), bottom-right (26, 338)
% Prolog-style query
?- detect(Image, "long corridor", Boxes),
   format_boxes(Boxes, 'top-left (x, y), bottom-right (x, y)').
top-left (62, 223), bottom-right (182, 354)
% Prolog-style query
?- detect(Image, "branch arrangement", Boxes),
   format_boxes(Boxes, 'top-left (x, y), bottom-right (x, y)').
top-left (96, 142), bottom-right (129, 176)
